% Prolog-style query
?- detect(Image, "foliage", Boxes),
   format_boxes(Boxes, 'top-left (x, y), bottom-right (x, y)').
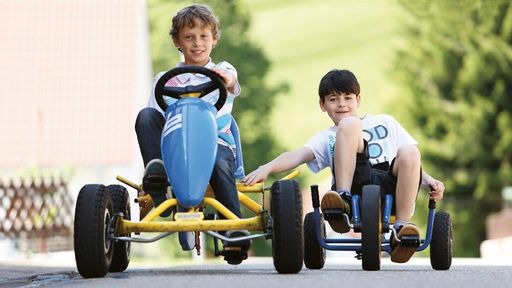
top-left (393, 0), bottom-right (512, 256)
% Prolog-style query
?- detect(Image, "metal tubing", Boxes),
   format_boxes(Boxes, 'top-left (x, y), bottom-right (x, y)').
top-left (118, 216), bottom-right (264, 234)
top-left (383, 194), bottom-right (393, 225)
top-left (351, 194), bottom-right (361, 226)
top-left (113, 232), bottom-right (174, 243)
top-left (205, 231), bottom-right (269, 242)
top-left (237, 192), bottom-right (263, 214)
top-left (314, 207), bottom-right (362, 251)
top-left (202, 198), bottom-right (239, 219)
top-left (417, 207), bottom-right (436, 251)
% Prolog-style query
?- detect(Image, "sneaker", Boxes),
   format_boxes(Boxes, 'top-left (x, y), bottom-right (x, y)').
top-left (142, 159), bottom-right (172, 217)
top-left (222, 230), bottom-right (251, 265)
top-left (320, 190), bottom-right (351, 233)
top-left (390, 223), bottom-right (420, 263)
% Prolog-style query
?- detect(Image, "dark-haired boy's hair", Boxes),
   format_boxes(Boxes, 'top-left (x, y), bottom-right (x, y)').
top-left (169, 4), bottom-right (221, 40)
top-left (318, 69), bottom-right (360, 100)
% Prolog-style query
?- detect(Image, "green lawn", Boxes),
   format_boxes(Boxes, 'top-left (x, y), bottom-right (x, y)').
top-left (245, 0), bottom-right (407, 183)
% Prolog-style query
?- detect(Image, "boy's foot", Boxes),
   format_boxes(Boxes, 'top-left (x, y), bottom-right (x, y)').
top-left (142, 159), bottom-right (172, 217)
top-left (390, 223), bottom-right (420, 263)
top-left (321, 190), bottom-right (351, 233)
top-left (222, 230), bottom-right (251, 265)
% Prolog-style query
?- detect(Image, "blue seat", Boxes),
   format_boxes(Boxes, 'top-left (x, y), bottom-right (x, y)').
top-left (230, 116), bottom-right (245, 179)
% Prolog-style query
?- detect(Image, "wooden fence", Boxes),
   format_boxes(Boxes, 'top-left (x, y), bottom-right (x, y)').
top-left (0, 177), bottom-right (74, 253)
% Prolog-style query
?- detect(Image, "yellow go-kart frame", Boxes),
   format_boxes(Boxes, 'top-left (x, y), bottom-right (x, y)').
top-left (73, 170), bottom-right (303, 279)
top-left (115, 170), bottom-right (299, 236)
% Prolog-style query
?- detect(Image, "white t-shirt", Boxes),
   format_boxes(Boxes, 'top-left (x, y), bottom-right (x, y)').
top-left (305, 114), bottom-right (418, 173)
top-left (147, 60), bottom-right (241, 148)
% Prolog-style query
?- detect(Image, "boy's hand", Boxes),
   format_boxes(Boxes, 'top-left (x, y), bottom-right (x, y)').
top-left (242, 165), bottom-right (271, 186)
top-left (210, 67), bottom-right (236, 91)
top-left (427, 178), bottom-right (445, 201)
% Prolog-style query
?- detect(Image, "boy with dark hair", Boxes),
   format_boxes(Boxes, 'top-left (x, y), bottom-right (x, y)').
top-left (244, 69), bottom-right (444, 263)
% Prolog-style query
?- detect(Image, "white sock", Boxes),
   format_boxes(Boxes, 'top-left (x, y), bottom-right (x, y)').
top-left (336, 189), bottom-right (351, 197)
top-left (393, 220), bottom-right (407, 230)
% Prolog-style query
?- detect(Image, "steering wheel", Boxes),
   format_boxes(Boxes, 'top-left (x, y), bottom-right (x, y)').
top-left (154, 66), bottom-right (227, 111)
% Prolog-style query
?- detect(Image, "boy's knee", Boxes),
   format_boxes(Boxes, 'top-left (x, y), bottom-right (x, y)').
top-left (336, 117), bottom-right (362, 134)
top-left (396, 145), bottom-right (421, 166)
top-left (135, 108), bottom-right (163, 129)
top-left (136, 107), bottom-right (158, 122)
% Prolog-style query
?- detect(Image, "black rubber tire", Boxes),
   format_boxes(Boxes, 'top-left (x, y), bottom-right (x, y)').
top-left (74, 184), bottom-right (114, 278)
top-left (361, 185), bottom-right (382, 271)
top-left (430, 212), bottom-right (452, 270)
top-left (271, 179), bottom-right (303, 274)
top-left (107, 185), bottom-right (131, 272)
top-left (303, 212), bottom-right (326, 269)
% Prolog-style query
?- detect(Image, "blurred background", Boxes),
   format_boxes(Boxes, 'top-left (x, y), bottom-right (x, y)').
top-left (1, 0), bottom-right (511, 263)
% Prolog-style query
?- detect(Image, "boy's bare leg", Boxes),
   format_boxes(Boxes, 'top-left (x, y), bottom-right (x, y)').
top-left (391, 145), bottom-right (421, 263)
top-left (321, 117), bottom-right (365, 233)
top-left (392, 145), bottom-right (421, 222)
top-left (333, 117), bottom-right (365, 191)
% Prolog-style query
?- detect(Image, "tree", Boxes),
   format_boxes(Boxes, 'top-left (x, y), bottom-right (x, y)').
top-left (393, 0), bottom-right (512, 256)
top-left (147, 0), bottom-right (287, 257)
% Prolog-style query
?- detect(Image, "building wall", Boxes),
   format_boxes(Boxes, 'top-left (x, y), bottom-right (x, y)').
top-left (0, 0), bottom-right (151, 169)
top-left (480, 208), bottom-right (512, 260)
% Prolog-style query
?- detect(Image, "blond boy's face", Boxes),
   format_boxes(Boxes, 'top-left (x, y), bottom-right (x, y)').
top-left (172, 18), bottom-right (218, 66)
top-left (319, 93), bottom-right (361, 125)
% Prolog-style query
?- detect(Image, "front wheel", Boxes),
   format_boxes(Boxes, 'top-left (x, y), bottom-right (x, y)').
top-left (430, 212), bottom-right (452, 270)
top-left (303, 212), bottom-right (326, 269)
top-left (271, 180), bottom-right (303, 274)
top-left (361, 185), bottom-right (382, 271)
top-left (74, 184), bottom-right (114, 278)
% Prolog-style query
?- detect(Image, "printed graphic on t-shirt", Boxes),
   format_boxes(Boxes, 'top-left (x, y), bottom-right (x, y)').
top-left (328, 134), bottom-right (335, 159)
top-left (325, 125), bottom-right (390, 165)
top-left (363, 124), bottom-right (390, 164)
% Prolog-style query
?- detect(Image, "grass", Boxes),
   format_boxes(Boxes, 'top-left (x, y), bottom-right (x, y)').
top-left (245, 0), bottom-right (407, 184)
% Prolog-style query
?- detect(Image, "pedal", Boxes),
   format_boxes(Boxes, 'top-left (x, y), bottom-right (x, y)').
top-left (142, 175), bottom-right (168, 191)
top-left (222, 247), bottom-right (248, 265)
top-left (324, 208), bottom-right (351, 233)
top-left (221, 230), bottom-right (251, 264)
top-left (323, 208), bottom-right (344, 220)
top-left (399, 235), bottom-right (420, 247)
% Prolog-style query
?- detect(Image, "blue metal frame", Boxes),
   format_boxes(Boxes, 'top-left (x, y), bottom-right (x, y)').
top-left (314, 191), bottom-right (436, 253)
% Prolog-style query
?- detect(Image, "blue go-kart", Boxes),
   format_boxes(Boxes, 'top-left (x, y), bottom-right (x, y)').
top-left (73, 66), bottom-right (304, 278)
top-left (303, 184), bottom-right (452, 270)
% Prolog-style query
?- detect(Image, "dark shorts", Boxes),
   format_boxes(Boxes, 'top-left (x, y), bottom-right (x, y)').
top-left (332, 140), bottom-right (421, 213)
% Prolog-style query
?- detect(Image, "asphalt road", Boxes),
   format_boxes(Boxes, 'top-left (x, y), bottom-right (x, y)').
top-left (1, 257), bottom-right (511, 288)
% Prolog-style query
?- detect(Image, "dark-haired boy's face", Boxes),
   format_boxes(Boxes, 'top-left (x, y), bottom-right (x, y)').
top-left (172, 18), bottom-right (218, 66)
top-left (320, 92), bottom-right (360, 125)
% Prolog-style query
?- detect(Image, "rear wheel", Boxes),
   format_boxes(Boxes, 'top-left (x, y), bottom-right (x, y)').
top-left (430, 212), bottom-right (452, 270)
top-left (74, 184), bottom-right (114, 278)
top-left (271, 180), bottom-right (303, 274)
top-left (303, 212), bottom-right (326, 269)
top-left (108, 185), bottom-right (131, 272)
top-left (361, 185), bottom-right (381, 271)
